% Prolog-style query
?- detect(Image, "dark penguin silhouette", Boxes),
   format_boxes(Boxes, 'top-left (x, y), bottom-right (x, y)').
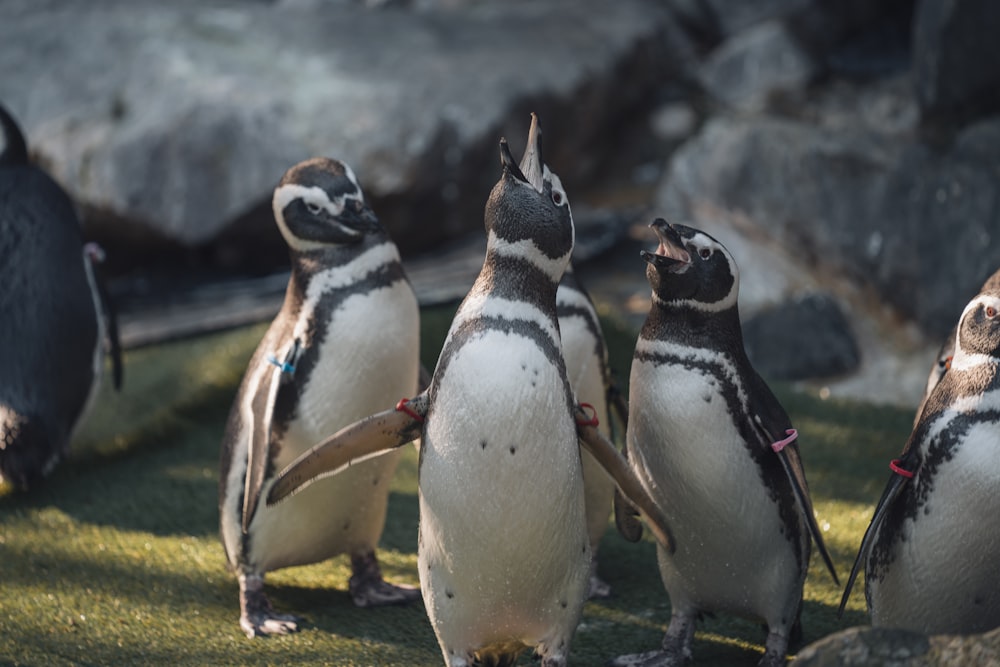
top-left (840, 287), bottom-right (1000, 634)
top-left (0, 103), bottom-right (121, 490)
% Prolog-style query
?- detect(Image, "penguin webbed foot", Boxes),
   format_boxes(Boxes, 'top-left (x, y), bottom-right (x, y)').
top-left (240, 608), bottom-right (301, 639)
top-left (348, 551), bottom-right (421, 608)
top-left (238, 573), bottom-right (301, 639)
top-left (608, 612), bottom-right (694, 667)
top-left (606, 650), bottom-right (683, 667)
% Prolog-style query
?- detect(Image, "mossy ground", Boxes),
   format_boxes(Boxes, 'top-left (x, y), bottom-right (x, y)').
top-left (0, 305), bottom-right (915, 666)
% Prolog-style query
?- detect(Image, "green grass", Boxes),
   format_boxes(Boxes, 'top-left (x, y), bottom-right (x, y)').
top-left (0, 305), bottom-right (917, 666)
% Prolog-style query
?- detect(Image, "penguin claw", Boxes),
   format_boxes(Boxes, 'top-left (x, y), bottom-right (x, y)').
top-left (348, 550), bottom-right (421, 607)
top-left (606, 650), bottom-right (681, 667)
top-left (239, 610), bottom-right (301, 638)
top-left (349, 578), bottom-right (421, 608)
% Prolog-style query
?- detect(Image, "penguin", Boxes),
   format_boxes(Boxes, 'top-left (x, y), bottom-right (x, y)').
top-left (557, 265), bottom-right (619, 599)
top-left (264, 124), bottom-right (674, 667)
top-left (916, 267), bottom-right (1000, 421)
top-left (217, 156), bottom-right (421, 638)
top-left (0, 103), bottom-right (122, 491)
top-left (839, 288), bottom-right (1000, 634)
top-left (517, 118), bottom-right (619, 599)
top-left (611, 219), bottom-right (837, 667)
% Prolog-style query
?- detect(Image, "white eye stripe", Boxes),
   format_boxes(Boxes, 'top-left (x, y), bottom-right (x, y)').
top-left (951, 294), bottom-right (1000, 370)
top-left (274, 184), bottom-right (365, 219)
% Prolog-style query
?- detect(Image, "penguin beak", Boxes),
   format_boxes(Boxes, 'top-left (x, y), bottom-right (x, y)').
top-left (500, 138), bottom-right (530, 185)
top-left (641, 218), bottom-right (691, 271)
top-left (518, 112), bottom-right (545, 193)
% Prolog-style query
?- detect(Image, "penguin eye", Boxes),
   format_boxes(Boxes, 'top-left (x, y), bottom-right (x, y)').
top-left (699, 248), bottom-right (712, 259)
top-left (986, 306), bottom-right (997, 319)
top-left (305, 202), bottom-right (322, 215)
top-left (552, 190), bottom-right (564, 206)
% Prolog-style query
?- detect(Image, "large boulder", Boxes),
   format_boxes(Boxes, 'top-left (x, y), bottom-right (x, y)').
top-left (658, 114), bottom-right (1000, 338)
top-left (912, 0), bottom-right (1000, 122)
top-left (793, 625), bottom-right (1000, 666)
top-left (698, 19), bottom-right (821, 112)
top-left (744, 291), bottom-right (860, 381)
top-left (0, 0), bottom-right (690, 255)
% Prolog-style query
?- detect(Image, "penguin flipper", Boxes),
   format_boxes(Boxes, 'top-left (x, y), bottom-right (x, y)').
top-left (242, 354), bottom-right (286, 533)
top-left (774, 442), bottom-right (840, 586)
top-left (266, 393), bottom-right (428, 507)
top-left (838, 465), bottom-right (911, 616)
top-left (613, 488), bottom-right (643, 543)
top-left (608, 379), bottom-right (629, 433)
top-left (750, 407), bottom-right (839, 585)
top-left (86, 248), bottom-right (123, 390)
top-left (575, 404), bottom-right (674, 553)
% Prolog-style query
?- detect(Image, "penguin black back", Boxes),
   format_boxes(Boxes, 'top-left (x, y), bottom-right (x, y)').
top-left (0, 104), bottom-right (102, 489)
top-left (0, 104), bottom-right (28, 166)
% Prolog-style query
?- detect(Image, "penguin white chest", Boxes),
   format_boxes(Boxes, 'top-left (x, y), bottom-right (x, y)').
top-left (869, 416), bottom-right (1000, 633)
top-left (283, 282), bottom-right (419, 460)
top-left (247, 280), bottom-right (419, 572)
top-left (418, 327), bottom-right (590, 651)
top-left (628, 354), bottom-right (799, 618)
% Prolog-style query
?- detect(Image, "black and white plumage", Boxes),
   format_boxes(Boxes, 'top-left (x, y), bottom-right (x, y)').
top-left (413, 133), bottom-right (586, 667)
top-left (520, 122), bottom-right (619, 599)
top-left (612, 219), bottom-right (836, 667)
top-left (264, 127), bottom-right (673, 667)
top-left (0, 103), bottom-right (121, 490)
top-left (916, 268), bottom-right (1000, 421)
top-left (217, 157), bottom-right (421, 638)
top-left (840, 288), bottom-right (1000, 634)
top-left (557, 265), bottom-right (618, 598)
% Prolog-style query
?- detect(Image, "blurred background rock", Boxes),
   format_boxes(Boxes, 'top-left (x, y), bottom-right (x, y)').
top-left (2, 0), bottom-right (998, 409)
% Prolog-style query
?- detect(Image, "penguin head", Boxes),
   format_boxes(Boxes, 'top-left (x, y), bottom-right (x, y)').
top-left (0, 104), bottom-right (29, 166)
top-left (271, 157), bottom-right (382, 252)
top-left (641, 219), bottom-right (739, 312)
top-left (952, 292), bottom-right (1000, 368)
top-left (482, 116), bottom-right (574, 282)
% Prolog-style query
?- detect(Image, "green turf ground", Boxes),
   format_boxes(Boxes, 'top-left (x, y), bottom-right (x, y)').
top-left (0, 305), bottom-right (916, 666)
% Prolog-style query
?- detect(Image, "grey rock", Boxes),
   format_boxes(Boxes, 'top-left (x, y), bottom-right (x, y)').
top-left (659, 114), bottom-right (1000, 338)
top-left (649, 101), bottom-right (699, 142)
top-left (913, 0), bottom-right (1000, 121)
top-left (792, 624), bottom-right (1000, 667)
top-left (744, 292), bottom-right (860, 380)
top-left (0, 0), bottom-right (687, 249)
top-left (702, 0), bottom-right (813, 37)
top-left (699, 20), bottom-right (821, 112)
top-left (792, 75), bottom-right (919, 136)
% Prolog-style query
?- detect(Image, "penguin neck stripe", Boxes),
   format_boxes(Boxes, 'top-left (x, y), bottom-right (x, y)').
top-left (652, 290), bottom-right (737, 313)
top-left (450, 292), bottom-right (560, 346)
top-left (770, 428), bottom-right (797, 453)
top-left (303, 242), bottom-right (402, 297)
top-left (488, 231), bottom-right (571, 281)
